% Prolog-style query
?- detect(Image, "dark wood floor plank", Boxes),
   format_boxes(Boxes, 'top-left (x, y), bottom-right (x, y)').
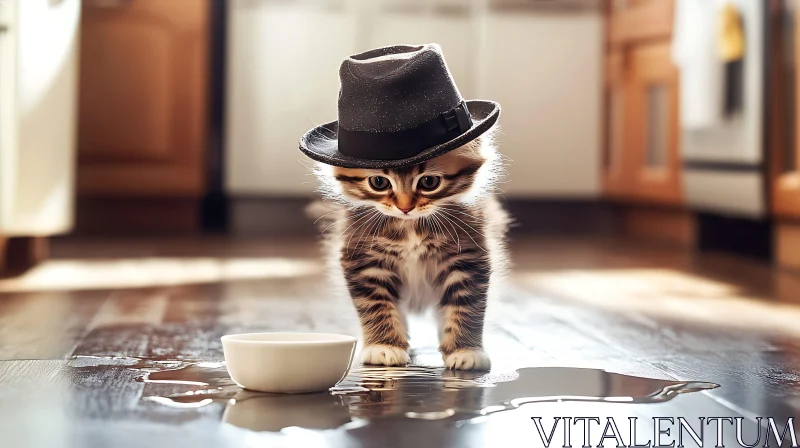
top-left (0, 359), bottom-right (68, 386)
top-left (70, 288), bottom-right (172, 358)
top-left (0, 291), bottom-right (108, 360)
top-left (645, 351), bottom-right (800, 423)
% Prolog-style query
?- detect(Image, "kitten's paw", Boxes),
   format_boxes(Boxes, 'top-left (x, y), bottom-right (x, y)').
top-left (361, 344), bottom-right (410, 367)
top-left (444, 349), bottom-right (491, 371)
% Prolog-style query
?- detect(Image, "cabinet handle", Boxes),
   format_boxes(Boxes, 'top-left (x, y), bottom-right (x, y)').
top-left (489, 0), bottom-right (601, 13)
top-left (84, 0), bottom-right (131, 8)
top-left (0, 24), bottom-right (7, 33)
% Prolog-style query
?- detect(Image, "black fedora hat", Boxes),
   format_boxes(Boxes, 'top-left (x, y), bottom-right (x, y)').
top-left (299, 44), bottom-right (500, 169)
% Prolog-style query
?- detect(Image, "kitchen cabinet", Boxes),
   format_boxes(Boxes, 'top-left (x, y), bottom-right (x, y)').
top-left (603, 0), bottom-right (682, 205)
top-left (0, 0), bottom-right (81, 271)
top-left (604, 49), bottom-right (627, 197)
top-left (77, 0), bottom-right (209, 198)
top-left (0, 0), bottom-right (80, 236)
top-left (772, 131), bottom-right (800, 220)
top-left (772, 0), bottom-right (800, 269)
top-left (607, 0), bottom-right (674, 45)
top-left (773, 0), bottom-right (800, 220)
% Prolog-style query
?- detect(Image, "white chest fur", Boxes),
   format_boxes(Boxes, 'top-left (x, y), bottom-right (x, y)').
top-left (397, 229), bottom-right (439, 313)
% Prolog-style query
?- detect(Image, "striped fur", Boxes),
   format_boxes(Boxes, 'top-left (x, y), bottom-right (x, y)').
top-left (310, 133), bottom-right (509, 370)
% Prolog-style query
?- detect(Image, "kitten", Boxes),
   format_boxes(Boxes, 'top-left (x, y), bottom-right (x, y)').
top-left (311, 132), bottom-right (509, 371)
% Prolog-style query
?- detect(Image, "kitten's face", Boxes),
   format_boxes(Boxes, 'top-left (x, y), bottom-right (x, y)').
top-left (330, 140), bottom-right (490, 219)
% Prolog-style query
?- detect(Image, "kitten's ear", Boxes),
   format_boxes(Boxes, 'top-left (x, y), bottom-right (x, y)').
top-left (440, 137), bottom-right (488, 166)
top-left (314, 162), bottom-right (334, 177)
top-left (474, 126), bottom-right (500, 159)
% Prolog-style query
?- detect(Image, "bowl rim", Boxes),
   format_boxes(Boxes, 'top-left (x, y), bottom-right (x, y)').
top-left (221, 332), bottom-right (358, 345)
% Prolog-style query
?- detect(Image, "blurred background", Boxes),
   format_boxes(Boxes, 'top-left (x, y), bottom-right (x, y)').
top-left (1, 0), bottom-right (799, 273)
top-left (7, 3), bottom-right (800, 442)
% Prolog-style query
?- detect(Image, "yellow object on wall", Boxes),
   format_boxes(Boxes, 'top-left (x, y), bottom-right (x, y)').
top-left (718, 2), bottom-right (745, 62)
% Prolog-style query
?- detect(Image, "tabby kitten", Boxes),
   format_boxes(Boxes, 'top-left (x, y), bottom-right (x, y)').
top-left (312, 133), bottom-right (508, 371)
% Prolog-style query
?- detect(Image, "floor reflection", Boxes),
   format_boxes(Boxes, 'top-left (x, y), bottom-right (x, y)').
top-left (73, 356), bottom-right (717, 433)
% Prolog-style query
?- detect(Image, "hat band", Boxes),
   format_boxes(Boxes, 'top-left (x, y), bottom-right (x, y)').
top-left (337, 101), bottom-right (472, 161)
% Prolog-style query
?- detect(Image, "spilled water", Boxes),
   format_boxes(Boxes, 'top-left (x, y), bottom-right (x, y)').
top-left (71, 355), bottom-right (719, 432)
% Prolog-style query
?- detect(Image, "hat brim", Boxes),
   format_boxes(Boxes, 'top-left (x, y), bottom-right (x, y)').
top-left (299, 100), bottom-right (500, 169)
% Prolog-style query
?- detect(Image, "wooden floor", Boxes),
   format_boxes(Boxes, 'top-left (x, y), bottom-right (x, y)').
top-left (1, 235), bottom-right (799, 447)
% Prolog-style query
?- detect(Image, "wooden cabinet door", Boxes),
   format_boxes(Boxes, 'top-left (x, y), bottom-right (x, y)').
top-left (77, 0), bottom-right (209, 197)
top-left (606, 41), bottom-right (682, 205)
top-left (625, 42), bottom-right (682, 204)
top-left (773, 0), bottom-right (800, 219)
top-left (603, 48), bottom-right (629, 198)
top-left (607, 0), bottom-right (674, 46)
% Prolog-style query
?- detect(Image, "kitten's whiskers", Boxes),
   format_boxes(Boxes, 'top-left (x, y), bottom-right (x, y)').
top-left (422, 216), bottom-right (435, 241)
top-left (321, 207), bottom-right (372, 234)
top-left (436, 206), bottom-right (486, 223)
top-left (438, 211), bottom-right (486, 252)
top-left (344, 210), bottom-right (380, 258)
top-left (438, 209), bottom-right (486, 238)
top-left (355, 211), bottom-right (384, 254)
top-left (369, 215), bottom-right (387, 250)
top-left (433, 211), bottom-right (460, 252)
top-left (431, 213), bottom-right (451, 246)
top-left (434, 216), bottom-right (448, 243)
top-left (313, 204), bottom-right (358, 225)
top-left (337, 209), bottom-right (378, 239)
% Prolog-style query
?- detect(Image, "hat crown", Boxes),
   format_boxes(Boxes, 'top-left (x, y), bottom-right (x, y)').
top-left (338, 44), bottom-right (464, 132)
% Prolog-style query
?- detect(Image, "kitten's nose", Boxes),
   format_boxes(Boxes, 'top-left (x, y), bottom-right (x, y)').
top-left (397, 206), bottom-right (414, 214)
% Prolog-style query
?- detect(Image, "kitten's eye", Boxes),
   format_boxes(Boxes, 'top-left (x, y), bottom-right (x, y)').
top-left (418, 175), bottom-right (441, 191)
top-left (368, 176), bottom-right (390, 191)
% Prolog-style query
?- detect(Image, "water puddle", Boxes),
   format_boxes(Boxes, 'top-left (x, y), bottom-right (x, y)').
top-left (71, 356), bottom-right (718, 432)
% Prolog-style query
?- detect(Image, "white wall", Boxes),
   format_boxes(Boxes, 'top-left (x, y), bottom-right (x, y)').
top-left (477, 12), bottom-right (602, 198)
top-left (225, 1), bottom-right (357, 196)
top-left (225, 0), bottom-right (602, 198)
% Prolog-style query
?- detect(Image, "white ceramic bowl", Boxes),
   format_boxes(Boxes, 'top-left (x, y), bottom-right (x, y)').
top-left (221, 332), bottom-right (357, 393)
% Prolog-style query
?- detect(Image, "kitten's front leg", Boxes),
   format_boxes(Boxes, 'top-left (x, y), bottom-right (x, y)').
top-left (436, 254), bottom-right (491, 371)
top-left (343, 256), bottom-right (409, 366)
